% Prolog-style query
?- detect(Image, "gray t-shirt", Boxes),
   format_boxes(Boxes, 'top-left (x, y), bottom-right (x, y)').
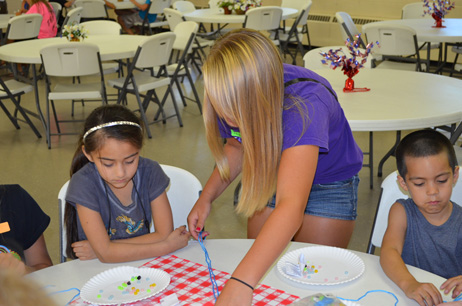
top-left (66, 157), bottom-right (169, 241)
top-left (399, 198), bottom-right (462, 278)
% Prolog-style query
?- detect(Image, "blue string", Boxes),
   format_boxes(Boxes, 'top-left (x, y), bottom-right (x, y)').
top-left (337, 290), bottom-right (399, 306)
top-left (46, 285), bottom-right (81, 306)
top-left (198, 231), bottom-right (220, 301)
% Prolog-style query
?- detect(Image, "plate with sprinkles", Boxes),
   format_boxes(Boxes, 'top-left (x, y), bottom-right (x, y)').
top-left (80, 266), bottom-right (170, 305)
top-left (277, 246), bottom-right (365, 286)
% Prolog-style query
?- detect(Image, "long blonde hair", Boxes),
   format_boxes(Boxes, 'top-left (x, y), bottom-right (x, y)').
top-left (203, 29), bottom-right (284, 217)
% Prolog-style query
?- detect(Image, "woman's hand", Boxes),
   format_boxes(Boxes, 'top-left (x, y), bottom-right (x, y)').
top-left (215, 278), bottom-right (254, 306)
top-left (165, 226), bottom-right (190, 252)
top-left (0, 253), bottom-right (27, 275)
top-left (441, 275), bottom-right (462, 299)
top-left (402, 281), bottom-right (443, 306)
top-left (187, 198), bottom-right (212, 240)
top-left (72, 240), bottom-right (97, 261)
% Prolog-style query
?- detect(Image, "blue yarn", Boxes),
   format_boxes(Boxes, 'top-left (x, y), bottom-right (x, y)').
top-left (198, 231), bottom-right (220, 301)
top-left (337, 290), bottom-right (399, 306)
top-left (47, 286), bottom-right (80, 306)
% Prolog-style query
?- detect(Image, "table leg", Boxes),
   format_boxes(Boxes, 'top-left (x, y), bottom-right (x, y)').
top-left (378, 131), bottom-right (401, 178)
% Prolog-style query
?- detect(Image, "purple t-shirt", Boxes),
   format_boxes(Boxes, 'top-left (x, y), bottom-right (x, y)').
top-left (218, 64), bottom-right (363, 184)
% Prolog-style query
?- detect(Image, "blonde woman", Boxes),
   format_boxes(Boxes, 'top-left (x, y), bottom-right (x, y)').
top-left (187, 29), bottom-right (363, 305)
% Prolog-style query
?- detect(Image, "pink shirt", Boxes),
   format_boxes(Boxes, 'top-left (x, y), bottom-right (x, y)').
top-left (26, 2), bottom-right (57, 39)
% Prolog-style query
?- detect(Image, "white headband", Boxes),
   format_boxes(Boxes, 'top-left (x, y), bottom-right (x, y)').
top-left (83, 121), bottom-right (142, 141)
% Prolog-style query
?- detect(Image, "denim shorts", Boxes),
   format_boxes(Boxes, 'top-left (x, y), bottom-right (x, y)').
top-left (267, 175), bottom-right (359, 221)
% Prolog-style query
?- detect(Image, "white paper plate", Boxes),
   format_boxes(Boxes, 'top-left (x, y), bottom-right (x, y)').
top-left (81, 266), bottom-right (170, 305)
top-left (277, 246), bottom-right (365, 286)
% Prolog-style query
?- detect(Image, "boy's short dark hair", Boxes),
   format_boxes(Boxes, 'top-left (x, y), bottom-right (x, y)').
top-left (396, 129), bottom-right (458, 179)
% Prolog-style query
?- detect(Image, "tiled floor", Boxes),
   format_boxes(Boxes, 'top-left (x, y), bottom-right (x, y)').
top-left (0, 49), bottom-right (432, 265)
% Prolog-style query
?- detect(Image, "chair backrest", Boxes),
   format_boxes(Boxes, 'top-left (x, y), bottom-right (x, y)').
top-left (159, 164), bottom-right (202, 231)
top-left (172, 20), bottom-right (198, 53)
top-left (208, 0), bottom-right (220, 9)
top-left (281, 0), bottom-right (309, 15)
top-left (63, 7), bottom-right (83, 27)
top-left (173, 0), bottom-right (196, 13)
top-left (363, 23), bottom-right (418, 57)
top-left (402, 2), bottom-right (431, 19)
top-left (296, 1), bottom-right (312, 27)
top-left (164, 7), bottom-right (185, 30)
top-left (58, 165), bottom-right (202, 262)
top-left (5, 14), bottom-right (42, 41)
top-left (74, 0), bottom-right (108, 19)
top-left (40, 43), bottom-right (102, 77)
top-left (149, 0), bottom-right (172, 14)
top-left (50, 2), bottom-right (62, 21)
top-left (134, 32), bottom-right (176, 69)
top-left (80, 20), bottom-right (121, 35)
top-left (367, 170), bottom-right (462, 254)
top-left (244, 6), bottom-right (283, 31)
top-left (58, 180), bottom-right (69, 263)
top-left (303, 46), bottom-right (373, 70)
top-left (335, 11), bottom-right (366, 48)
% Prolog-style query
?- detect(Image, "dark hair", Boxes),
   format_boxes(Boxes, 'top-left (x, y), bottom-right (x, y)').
top-left (65, 105), bottom-right (144, 259)
top-left (396, 129), bottom-right (457, 179)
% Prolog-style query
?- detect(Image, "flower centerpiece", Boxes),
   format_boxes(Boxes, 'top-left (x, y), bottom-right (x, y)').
top-left (234, 0), bottom-right (261, 14)
top-left (423, 0), bottom-right (455, 28)
top-left (217, 0), bottom-right (235, 14)
top-left (320, 34), bottom-right (375, 92)
top-left (62, 23), bottom-right (88, 42)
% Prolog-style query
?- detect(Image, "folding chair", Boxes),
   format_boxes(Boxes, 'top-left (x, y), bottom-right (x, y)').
top-left (164, 21), bottom-right (202, 114)
top-left (335, 11), bottom-right (366, 48)
top-left (40, 43), bottom-right (108, 148)
top-left (50, 2), bottom-right (62, 24)
top-left (173, 0), bottom-right (208, 34)
top-left (59, 7), bottom-right (83, 36)
top-left (363, 23), bottom-right (424, 71)
top-left (280, 0), bottom-right (312, 53)
top-left (277, 1), bottom-right (312, 64)
top-left (58, 164), bottom-right (201, 262)
top-left (137, 0), bottom-right (171, 35)
top-left (2, 13), bottom-right (42, 45)
top-left (0, 76), bottom-right (41, 138)
top-left (367, 170), bottom-right (462, 254)
top-left (244, 7), bottom-right (283, 49)
top-left (74, 0), bottom-right (109, 22)
top-left (107, 32), bottom-right (181, 138)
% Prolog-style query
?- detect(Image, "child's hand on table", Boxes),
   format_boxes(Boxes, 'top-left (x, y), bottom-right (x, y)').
top-left (0, 253), bottom-right (27, 275)
top-left (403, 280), bottom-right (443, 306)
top-left (166, 226), bottom-right (191, 251)
top-left (441, 275), bottom-right (462, 300)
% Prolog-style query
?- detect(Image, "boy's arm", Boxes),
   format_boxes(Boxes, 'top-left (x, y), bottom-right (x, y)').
top-left (380, 202), bottom-right (443, 306)
top-left (129, 0), bottom-right (148, 11)
top-left (103, 0), bottom-right (116, 10)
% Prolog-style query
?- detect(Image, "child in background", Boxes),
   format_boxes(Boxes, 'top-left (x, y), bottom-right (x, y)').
top-left (105, 0), bottom-right (156, 35)
top-left (23, 0), bottom-right (57, 38)
top-left (65, 105), bottom-right (189, 263)
top-left (0, 185), bottom-right (52, 275)
top-left (380, 129), bottom-right (462, 306)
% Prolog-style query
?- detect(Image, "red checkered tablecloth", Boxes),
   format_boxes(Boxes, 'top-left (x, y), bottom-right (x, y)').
top-left (70, 254), bottom-right (300, 305)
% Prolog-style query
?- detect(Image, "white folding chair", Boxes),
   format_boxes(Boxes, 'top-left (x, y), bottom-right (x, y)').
top-left (107, 32), bottom-right (181, 138)
top-left (137, 0), bottom-right (171, 35)
top-left (62, 6), bottom-right (83, 27)
top-left (280, 0), bottom-right (312, 52)
top-left (74, 0), bottom-right (109, 21)
top-left (80, 20), bottom-right (121, 35)
top-left (40, 43), bottom-right (107, 148)
top-left (367, 170), bottom-right (462, 254)
top-left (244, 6), bottom-right (283, 48)
top-left (2, 13), bottom-right (42, 44)
top-left (303, 46), bottom-right (373, 70)
top-left (335, 11), bottom-right (366, 48)
top-left (50, 1), bottom-right (62, 25)
top-left (164, 20), bottom-right (203, 114)
top-left (173, 0), bottom-right (196, 13)
top-left (363, 23), bottom-right (424, 71)
top-left (277, 1), bottom-right (312, 64)
top-left (0, 76), bottom-right (41, 138)
top-left (58, 165), bottom-right (201, 262)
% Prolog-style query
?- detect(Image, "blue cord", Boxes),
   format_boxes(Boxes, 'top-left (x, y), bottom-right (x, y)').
top-left (337, 290), bottom-right (399, 306)
top-left (46, 286), bottom-right (80, 306)
top-left (198, 231), bottom-right (220, 301)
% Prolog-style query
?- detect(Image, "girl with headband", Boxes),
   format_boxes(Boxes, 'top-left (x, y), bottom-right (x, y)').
top-left (187, 29), bottom-right (363, 305)
top-left (65, 105), bottom-right (189, 262)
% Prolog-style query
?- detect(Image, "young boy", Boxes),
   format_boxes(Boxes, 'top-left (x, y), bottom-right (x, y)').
top-left (380, 129), bottom-right (462, 306)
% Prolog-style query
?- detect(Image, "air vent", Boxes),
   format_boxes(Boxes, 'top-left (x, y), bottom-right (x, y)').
top-left (332, 17), bottom-right (383, 25)
top-left (308, 14), bottom-right (331, 22)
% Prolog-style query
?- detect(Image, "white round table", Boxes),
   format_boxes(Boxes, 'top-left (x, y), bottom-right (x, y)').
top-left (184, 7), bottom-right (298, 24)
top-left (313, 68), bottom-right (462, 186)
top-left (28, 239), bottom-right (452, 306)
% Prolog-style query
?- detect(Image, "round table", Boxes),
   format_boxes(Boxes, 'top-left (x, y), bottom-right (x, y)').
top-left (313, 68), bottom-right (462, 186)
top-left (184, 7), bottom-right (298, 24)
